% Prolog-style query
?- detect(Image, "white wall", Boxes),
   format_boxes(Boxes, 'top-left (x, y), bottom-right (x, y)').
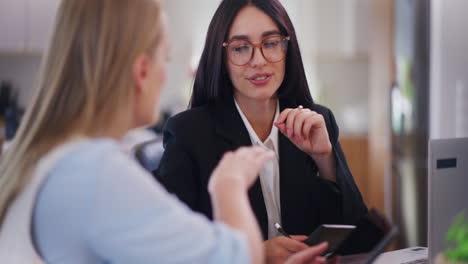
top-left (0, 0), bottom-right (373, 130)
top-left (158, 0), bottom-right (221, 114)
top-left (277, 0), bottom-right (372, 136)
top-left (431, 0), bottom-right (468, 139)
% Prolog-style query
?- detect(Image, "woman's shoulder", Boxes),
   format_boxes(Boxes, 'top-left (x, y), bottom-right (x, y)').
top-left (163, 105), bottom-right (216, 135)
top-left (43, 138), bottom-right (153, 200)
top-left (307, 103), bottom-right (338, 125)
top-left (38, 138), bottom-right (145, 204)
top-left (168, 105), bottom-right (213, 123)
top-left (51, 138), bottom-right (131, 174)
top-left (310, 103), bottom-right (333, 116)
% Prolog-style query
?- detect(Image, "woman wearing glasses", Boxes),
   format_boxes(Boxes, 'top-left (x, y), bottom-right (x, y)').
top-left (155, 0), bottom-right (367, 263)
top-left (0, 0), bottom-right (336, 263)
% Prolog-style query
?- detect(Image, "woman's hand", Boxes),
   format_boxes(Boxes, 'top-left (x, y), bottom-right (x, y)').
top-left (274, 106), bottom-right (331, 157)
top-left (208, 146), bottom-right (275, 264)
top-left (285, 242), bottom-right (334, 264)
top-left (265, 235), bottom-right (309, 264)
top-left (274, 106), bottom-right (336, 182)
top-left (209, 146), bottom-right (275, 193)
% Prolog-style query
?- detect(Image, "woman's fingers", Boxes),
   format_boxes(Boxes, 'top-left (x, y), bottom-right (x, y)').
top-left (251, 149), bottom-right (275, 171)
top-left (276, 108), bottom-right (294, 125)
top-left (301, 113), bottom-right (324, 139)
top-left (276, 108), bottom-right (302, 138)
top-left (281, 237), bottom-right (310, 253)
top-left (277, 108), bottom-right (299, 137)
top-left (276, 107), bottom-right (333, 158)
top-left (276, 122), bottom-right (287, 135)
top-left (286, 109), bottom-right (303, 138)
top-left (211, 146), bottom-right (275, 190)
top-left (237, 146), bottom-right (275, 185)
top-left (285, 242), bottom-right (329, 264)
top-left (276, 108), bottom-right (323, 140)
top-left (290, 235), bottom-right (309, 242)
top-left (236, 146), bottom-right (275, 169)
top-left (293, 110), bottom-right (312, 140)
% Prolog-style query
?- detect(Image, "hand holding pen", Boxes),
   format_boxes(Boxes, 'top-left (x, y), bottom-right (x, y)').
top-left (275, 222), bottom-right (292, 238)
top-left (274, 223), bottom-right (336, 264)
top-left (265, 224), bottom-right (309, 263)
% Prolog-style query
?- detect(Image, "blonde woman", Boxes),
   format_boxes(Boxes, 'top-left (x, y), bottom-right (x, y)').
top-left (0, 0), bottom-right (330, 263)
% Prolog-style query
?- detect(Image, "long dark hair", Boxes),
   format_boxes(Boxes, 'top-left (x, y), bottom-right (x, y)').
top-left (190, 0), bottom-right (314, 108)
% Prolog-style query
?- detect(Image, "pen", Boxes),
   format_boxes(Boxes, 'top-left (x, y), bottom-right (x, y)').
top-left (274, 222), bottom-right (291, 238)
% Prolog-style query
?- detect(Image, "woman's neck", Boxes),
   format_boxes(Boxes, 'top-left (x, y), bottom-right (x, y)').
top-left (85, 119), bottom-right (131, 141)
top-left (235, 95), bottom-right (277, 142)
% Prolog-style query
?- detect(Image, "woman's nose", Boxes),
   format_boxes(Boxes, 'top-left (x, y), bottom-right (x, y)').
top-left (249, 47), bottom-right (267, 68)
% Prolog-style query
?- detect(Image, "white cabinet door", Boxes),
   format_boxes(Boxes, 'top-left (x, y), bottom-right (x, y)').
top-left (27, 0), bottom-right (61, 52)
top-left (0, 1), bottom-right (27, 52)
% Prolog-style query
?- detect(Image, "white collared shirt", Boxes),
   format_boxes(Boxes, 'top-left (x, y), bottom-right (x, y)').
top-left (234, 99), bottom-right (282, 239)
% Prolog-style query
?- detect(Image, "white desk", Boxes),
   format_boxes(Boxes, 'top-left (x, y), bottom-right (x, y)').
top-left (374, 247), bottom-right (428, 264)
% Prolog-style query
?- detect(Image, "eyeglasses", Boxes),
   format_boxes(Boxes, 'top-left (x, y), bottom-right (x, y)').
top-left (223, 35), bottom-right (290, 66)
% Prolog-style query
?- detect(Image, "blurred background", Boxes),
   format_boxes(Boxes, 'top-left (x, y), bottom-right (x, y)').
top-left (0, 0), bottom-right (467, 251)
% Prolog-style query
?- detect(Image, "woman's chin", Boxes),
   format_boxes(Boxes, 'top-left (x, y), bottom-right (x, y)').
top-left (252, 91), bottom-right (278, 101)
top-left (240, 88), bottom-right (278, 101)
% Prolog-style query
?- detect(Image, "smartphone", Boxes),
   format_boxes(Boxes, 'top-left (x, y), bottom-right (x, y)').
top-left (303, 224), bottom-right (356, 255)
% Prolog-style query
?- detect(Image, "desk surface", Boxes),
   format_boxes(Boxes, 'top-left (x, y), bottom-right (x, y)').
top-left (374, 247), bottom-right (428, 264)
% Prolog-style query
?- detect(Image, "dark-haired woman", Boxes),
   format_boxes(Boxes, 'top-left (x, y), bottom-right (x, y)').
top-left (154, 0), bottom-right (367, 263)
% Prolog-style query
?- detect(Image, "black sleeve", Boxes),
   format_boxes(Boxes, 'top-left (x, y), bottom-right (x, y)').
top-left (326, 108), bottom-right (368, 224)
top-left (152, 118), bottom-right (200, 212)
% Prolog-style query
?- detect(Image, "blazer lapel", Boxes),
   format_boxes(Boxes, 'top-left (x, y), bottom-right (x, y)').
top-left (213, 98), bottom-right (269, 239)
top-left (278, 100), bottom-right (315, 235)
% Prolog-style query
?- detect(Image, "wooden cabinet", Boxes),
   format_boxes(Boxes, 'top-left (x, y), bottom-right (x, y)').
top-left (340, 136), bottom-right (370, 204)
top-left (0, 0), bottom-right (60, 54)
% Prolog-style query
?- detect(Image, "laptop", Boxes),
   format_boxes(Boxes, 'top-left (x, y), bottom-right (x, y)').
top-left (428, 137), bottom-right (468, 264)
top-left (377, 137), bottom-right (468, 264)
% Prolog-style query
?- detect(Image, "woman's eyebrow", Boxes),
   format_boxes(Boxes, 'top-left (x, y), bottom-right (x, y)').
top-left (262, 30), bottom-right (282, 37)
top-left (227, 30), bottom-right (281, 42)
top-left (228, 34), bottom-right (250, 42)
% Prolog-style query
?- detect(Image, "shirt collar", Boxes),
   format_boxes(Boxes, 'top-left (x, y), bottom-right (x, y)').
top-left (234, 99), bottom-right (279, 153)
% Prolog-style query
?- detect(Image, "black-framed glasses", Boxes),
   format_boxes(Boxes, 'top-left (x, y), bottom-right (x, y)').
top-left (222, 35), bottom-right (290, 66)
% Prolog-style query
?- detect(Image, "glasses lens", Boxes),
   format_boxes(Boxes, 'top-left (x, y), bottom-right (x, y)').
top-left (262, 36), bottom-right (288, 63)
top-left (228, 40), bottom-right (253, 65)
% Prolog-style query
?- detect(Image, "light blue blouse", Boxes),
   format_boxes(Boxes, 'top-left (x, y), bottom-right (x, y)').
top-left (32, 139), bottom-right (249, 264)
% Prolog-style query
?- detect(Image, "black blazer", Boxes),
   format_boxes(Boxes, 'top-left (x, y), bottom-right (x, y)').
top-left (154, 98), bottom-right (367, 240)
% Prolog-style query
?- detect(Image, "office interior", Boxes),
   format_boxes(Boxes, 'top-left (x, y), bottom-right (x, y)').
top-left (0, 0), bottom-right (467, 262)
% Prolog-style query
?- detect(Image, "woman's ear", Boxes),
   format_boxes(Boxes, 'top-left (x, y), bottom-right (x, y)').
top-left (132, 54), bottom-right (151, 94)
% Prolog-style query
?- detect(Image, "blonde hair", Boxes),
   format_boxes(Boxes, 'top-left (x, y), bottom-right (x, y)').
top-left (0, 0), bottom-right (163, 223)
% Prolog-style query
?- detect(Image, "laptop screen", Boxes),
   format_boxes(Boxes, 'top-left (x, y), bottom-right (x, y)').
top-left (428, 138), bottom-right (468, 264)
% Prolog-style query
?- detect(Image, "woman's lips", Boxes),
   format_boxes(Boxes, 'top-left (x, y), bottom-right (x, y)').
top-left (248, 74), bottom-right (272, 86)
